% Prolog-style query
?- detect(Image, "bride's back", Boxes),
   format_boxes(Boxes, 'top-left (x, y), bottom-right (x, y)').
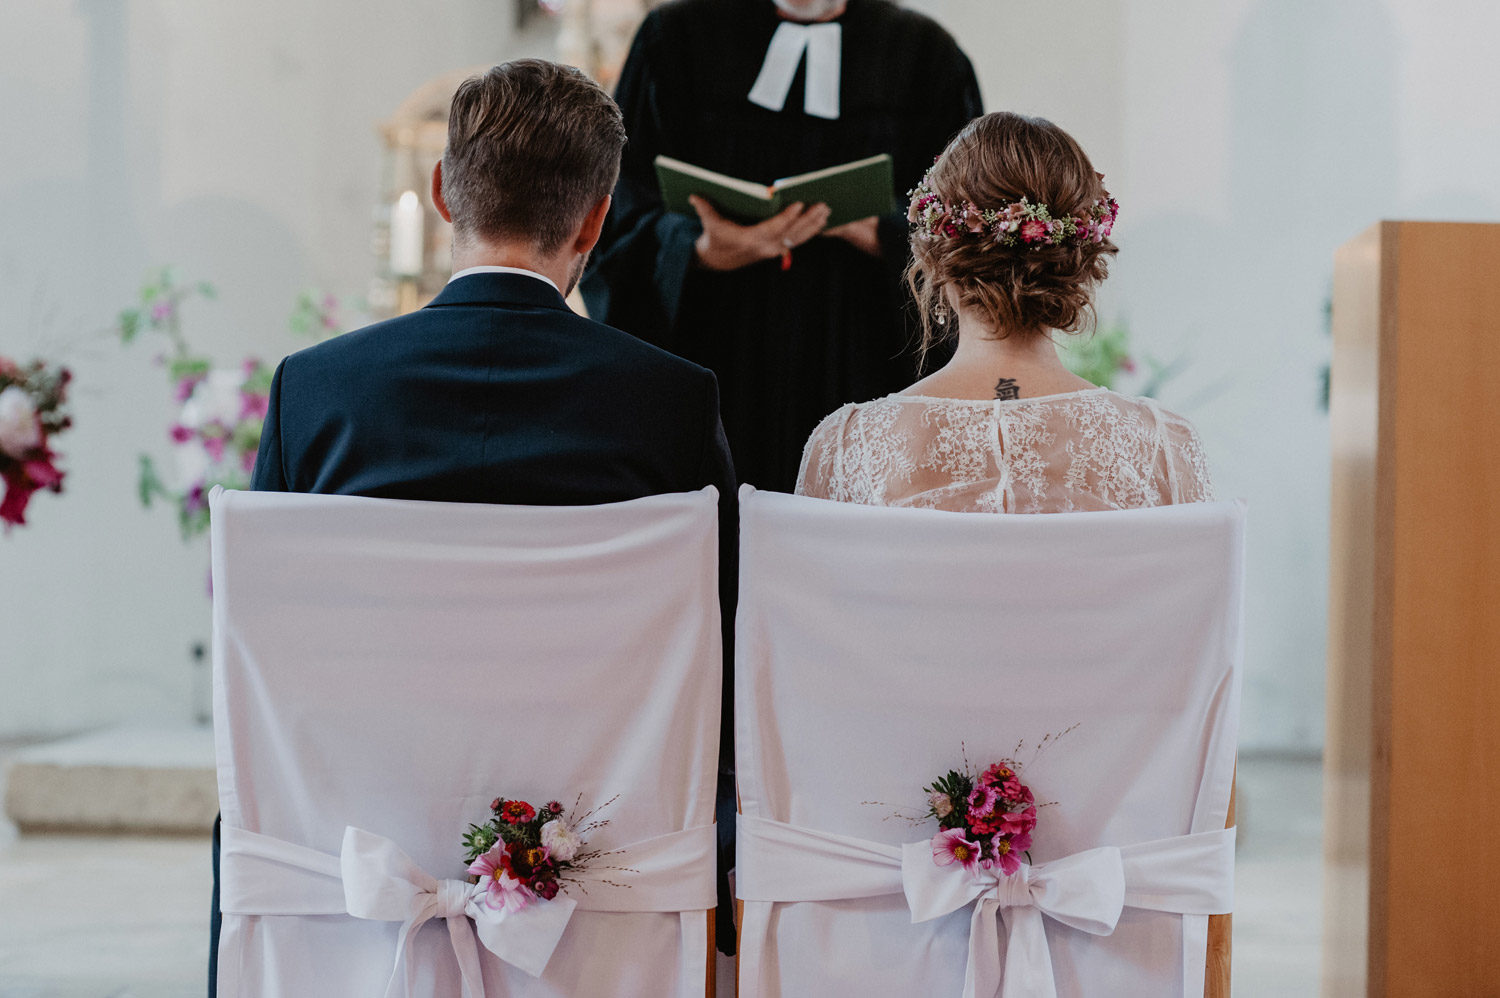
top-left (796, 387), bottom-right (1212, 513)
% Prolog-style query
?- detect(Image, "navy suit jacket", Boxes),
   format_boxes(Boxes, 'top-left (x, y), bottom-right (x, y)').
top-left (253, 271), bottom-right (734, 507)
top-left (210, 273), bottom-right (738, 995)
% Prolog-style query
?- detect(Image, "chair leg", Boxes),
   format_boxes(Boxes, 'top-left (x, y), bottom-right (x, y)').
top-left (1204, 768), bottom-right (1236, 997)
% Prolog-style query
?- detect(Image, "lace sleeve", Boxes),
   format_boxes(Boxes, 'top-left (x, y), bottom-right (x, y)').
top-left (1156, 408), bottom-right (1215, 504)
top-left (795, 404), bottom-right (855, 499)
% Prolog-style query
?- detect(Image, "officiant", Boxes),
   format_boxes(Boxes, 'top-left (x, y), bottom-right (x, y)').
top-left (582, 0), bottom-right (981, 493)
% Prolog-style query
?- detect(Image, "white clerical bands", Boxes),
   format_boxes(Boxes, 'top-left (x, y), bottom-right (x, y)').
top-left (219, 822), bottom-right (717, 998)
top-left (735, 814), bottom-right (1236, 998)
top-left (748, 21), bottom-right (842, 120)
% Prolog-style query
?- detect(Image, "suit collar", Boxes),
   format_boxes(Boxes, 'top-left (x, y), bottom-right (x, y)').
top-left (424, 272), bottom-right (571, 312)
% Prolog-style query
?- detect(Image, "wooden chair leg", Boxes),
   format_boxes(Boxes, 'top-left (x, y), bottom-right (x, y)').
top-left (1204, 767), bottom-right (1236, 997)
top-left (706, 908), bottom-right (716, 997)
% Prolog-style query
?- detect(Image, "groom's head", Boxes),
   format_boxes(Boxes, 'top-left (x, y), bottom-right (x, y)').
top-left (436, 60), bottom-right (625, 258)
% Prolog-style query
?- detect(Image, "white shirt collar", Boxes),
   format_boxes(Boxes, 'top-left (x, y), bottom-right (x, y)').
top-left (447, 265), bottom-right (561, 295)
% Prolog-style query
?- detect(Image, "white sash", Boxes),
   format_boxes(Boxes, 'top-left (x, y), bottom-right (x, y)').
top-left (221, 822), bottom-right (718, 997)
top-left (748, 21), bottom-right (842, 120)
top-left (736, 814), bottom-right (1234, 998)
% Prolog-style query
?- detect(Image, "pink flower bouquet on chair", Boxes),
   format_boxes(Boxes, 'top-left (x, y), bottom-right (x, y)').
top-left (924, 759), bottom-right (1038, 878)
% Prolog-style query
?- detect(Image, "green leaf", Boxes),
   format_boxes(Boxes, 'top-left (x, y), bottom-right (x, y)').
top-left (166, 357), bottom-right (212, 382)
top-left (119, 310), bottom-right (141, 343)
top-left (137, 454), bottom-right (166, 508)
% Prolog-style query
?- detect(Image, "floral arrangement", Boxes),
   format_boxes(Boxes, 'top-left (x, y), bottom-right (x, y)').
top-left (0, 356), bottom-right (73, 530)
top-left (119, 269), bottom-right (351, 539)
top-left (925, 759), bottom-right (1039, 877)
top-left (461, 794), bottom-right (621, 913)
top-left (908, 170), bottom-right (1118, 249)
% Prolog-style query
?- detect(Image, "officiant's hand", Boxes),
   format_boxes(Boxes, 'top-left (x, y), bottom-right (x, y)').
top-left (690, 196), bottom-right (831, 271)
top-left (823, 217), bottom-right (882, 258)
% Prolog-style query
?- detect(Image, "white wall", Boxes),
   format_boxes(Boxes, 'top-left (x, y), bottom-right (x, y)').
top-left (909, 0), bottom-right (1500, 749)
top-left (2, 0), bottom-right (1497, 750)
top-left (0, 0), bottom-right (552, 736)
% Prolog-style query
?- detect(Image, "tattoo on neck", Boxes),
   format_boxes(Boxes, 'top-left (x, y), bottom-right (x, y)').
top-left (994, 378), bottom-right (1020, 400)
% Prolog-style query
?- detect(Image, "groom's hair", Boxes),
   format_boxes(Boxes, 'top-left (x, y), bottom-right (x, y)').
top-left (441, 60), bottom-right (626, 254)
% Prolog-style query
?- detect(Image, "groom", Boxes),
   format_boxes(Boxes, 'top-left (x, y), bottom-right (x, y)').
top-left (209, 59), bottom-right (737, 994)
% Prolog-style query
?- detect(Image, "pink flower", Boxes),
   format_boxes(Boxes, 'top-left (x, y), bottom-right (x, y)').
top-left (240, 449), bottom-right (257, 474)
top-left (174, 376), bottom-right (203, 404)
top-left (990, 835), bottom-right (1023, 876)
top-left (240, 392), bottom-right (269, 421)
top-left (467, 844), bottom-right (536, 914)
top-left (966, 784), bottom-right (998, 817)
top-left (170, 424), bottom-right (194, 444)
top-left (151, 300), bottom-right (175, 323)
top-left (932, 828), bottom-right (983, 877)
top-left (202, 435), bottom-right (227, 463)
top-left (1020, 220), bottom-right (1049, 243)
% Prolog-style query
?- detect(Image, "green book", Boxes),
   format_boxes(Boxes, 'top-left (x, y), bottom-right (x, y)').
top-left (654, 153), bottom-right (895, 230)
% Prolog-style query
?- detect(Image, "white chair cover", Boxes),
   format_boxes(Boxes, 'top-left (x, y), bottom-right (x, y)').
top-left (211, 487), bottom-right (722, 998)
top-left (733, 487), bottom-right (1245, 998)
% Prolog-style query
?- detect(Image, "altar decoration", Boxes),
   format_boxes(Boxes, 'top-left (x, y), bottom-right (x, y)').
top-left (119, 268), bottom-right (351, 539)
top-left (0, 356), bottom-right (72, 530)
top-left (1059, 320), bottom-right (1185, 397)
top-left (462, 794), bottom-right (627, 912)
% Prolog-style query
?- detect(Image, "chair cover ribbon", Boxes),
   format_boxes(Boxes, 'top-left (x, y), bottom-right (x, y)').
top-left (748, 21), bottom-right (842, 119)
top-left (221, 821), bottom-right (717, 996)
top-left (737, 814), bottom-right (1234, 998)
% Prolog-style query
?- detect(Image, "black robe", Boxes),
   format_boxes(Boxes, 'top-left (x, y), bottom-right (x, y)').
top-left (583, 0), bottom-right (982, 493)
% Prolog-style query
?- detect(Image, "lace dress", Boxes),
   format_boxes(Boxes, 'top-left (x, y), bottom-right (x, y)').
top-left (795, 387), bottom-right (1213, 513)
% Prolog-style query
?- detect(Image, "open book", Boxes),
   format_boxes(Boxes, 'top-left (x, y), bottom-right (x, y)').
top-left (655, 153), bottom-right (895, 230)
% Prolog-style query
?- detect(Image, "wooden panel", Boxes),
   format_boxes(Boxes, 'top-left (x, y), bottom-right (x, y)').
top-left (1382, 222), bottom-right (1500, 995)
top-left (1325, 221), bottom-right (1500, 996)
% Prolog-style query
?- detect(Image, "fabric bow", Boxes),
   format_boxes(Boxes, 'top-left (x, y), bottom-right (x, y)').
top-left (340, 827), bottom-right (577, 998)
top-left (748, 21), bottom-right (842, 119)
top-left (901, 841), bottom-right (1126, 998)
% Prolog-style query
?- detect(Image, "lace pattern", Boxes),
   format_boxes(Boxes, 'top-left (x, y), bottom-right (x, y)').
top-left (795, 388), bottom-right (1213, 514)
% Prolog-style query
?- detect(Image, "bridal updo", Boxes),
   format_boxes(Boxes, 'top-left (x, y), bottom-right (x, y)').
top-left (906, 112), bottom-right (1117, 352)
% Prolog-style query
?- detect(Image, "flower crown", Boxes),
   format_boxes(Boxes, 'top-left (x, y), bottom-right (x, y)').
top-left (907, 170), bottom-right (1119, 249)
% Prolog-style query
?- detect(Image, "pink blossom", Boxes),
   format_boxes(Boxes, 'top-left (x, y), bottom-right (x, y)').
top-left (467, 845), bottom-right (535, 914)
top-left (966, 784), bottom-right (998, 818)
top-left (990, 835), bottom-right (1023, 876)
top-left (151, 300), bottom-right (175, 323)
top-left (202, 435), bottom-right (227, 463)
top-left (1020, 220), bottom-right (1049, 243)
top-left (932, 828), bottom-right (983, 877)
top-left (240, 392), bottom-right (269, 421)
top-left (240, 449), bottom-right (257, 474)
top-left (174, 376), bottom-right (203, 404)
top-left (170, 424), bottom-right (194, 444)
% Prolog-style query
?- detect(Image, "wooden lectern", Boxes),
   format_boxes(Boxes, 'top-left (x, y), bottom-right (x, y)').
top-left (1323, 222), bottom-right (1500, 996)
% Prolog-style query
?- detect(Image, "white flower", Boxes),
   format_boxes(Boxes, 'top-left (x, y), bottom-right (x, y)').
top-left (179, 369), bottom-right (243, 430)
top-left (0, 386), bottom-right (41, 459)
top-left (540, 818), bottom-right (582, 862)
top-left (927, 792), bottom-right (954, 818)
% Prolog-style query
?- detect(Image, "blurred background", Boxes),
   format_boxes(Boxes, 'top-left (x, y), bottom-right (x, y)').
top-left (1, 1), bottom-right (1496, 994)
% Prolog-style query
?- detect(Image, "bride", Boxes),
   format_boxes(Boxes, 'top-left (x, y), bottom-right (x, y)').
top-left (796, 111), bottom-right (1212, 513)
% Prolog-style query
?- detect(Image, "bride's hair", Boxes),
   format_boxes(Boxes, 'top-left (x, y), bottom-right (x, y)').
top-left (906, 112), bottom-right (1117, 355)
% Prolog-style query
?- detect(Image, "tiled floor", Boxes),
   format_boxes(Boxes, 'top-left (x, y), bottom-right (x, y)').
top-left (0, 753), bottom-right (1321, 997)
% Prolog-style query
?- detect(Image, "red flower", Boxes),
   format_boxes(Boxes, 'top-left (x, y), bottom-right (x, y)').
top-left (1020, 220), bottom-right (1049, 243)
top-left (501, 800), bottom-right (536, 824)
top-left (534, 879), bottom-right (560, 901)
top-left (546, 801), bottom-right (564, 814)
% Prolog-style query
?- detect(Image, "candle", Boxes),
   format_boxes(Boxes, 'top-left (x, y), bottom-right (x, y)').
top-left (389, 190), bottom-right (424, 278)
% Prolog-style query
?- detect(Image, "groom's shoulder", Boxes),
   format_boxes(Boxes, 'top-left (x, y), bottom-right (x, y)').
top-left (276, 301), bottom-right (714, 394)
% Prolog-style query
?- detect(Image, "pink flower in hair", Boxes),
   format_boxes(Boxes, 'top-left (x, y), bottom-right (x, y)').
top-left (1020, 220), bottom-right (1048, 243)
